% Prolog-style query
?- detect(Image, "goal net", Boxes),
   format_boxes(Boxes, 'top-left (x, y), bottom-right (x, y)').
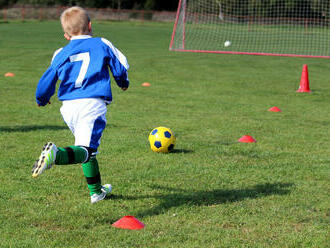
top-left (169, 0), bottom-right (330, 58)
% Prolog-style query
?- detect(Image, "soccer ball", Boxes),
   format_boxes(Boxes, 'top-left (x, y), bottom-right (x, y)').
top-left (224, 40), bottom-right (231, 47)
top-left (148, 127), bottom-right (176, 153)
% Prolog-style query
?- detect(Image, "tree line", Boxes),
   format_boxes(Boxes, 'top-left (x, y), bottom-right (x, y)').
top-left (0, 0), bottom-right (179, 11)
top-left (1, 0), bottom-right (329, 18)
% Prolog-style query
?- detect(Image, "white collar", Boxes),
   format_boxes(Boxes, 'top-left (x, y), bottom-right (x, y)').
top-left (71, 35), bottom-right (92, 40)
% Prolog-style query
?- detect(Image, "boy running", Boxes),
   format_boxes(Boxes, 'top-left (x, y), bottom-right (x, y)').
top-left (32, 6), bottom-right (129, 204)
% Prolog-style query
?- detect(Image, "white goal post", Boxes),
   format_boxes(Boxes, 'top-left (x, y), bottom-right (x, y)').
top-left (169, 0), bottom-right (330, 58)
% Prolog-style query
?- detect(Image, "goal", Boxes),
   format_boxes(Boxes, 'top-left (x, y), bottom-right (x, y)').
top-left (169, 0), bottom-right (330, 58)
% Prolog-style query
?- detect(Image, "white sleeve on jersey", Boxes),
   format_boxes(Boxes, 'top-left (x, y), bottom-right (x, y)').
top-left (51, 48), bottom-right (63, 63)
top-left (101, 38), bottom-right (129, 70)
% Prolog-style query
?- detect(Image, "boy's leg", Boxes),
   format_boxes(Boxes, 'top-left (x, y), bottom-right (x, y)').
top-left (32, 144), bottom-right (89, 177)
top-left (56, 146), bottom-right (89, 165)
top-left (82, 155), bottom-right (112, 204)
top-left (82, 155), bottom-right (102, 195)
top-left (61, 98), bottom-right (110, 202)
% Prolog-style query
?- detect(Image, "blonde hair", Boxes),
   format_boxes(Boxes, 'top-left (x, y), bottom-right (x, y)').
top-left (60, 6), bottom-right (90, 37)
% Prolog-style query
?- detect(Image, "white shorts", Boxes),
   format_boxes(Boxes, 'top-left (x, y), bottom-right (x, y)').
top-left (60, 98), bottom-right (107, 150)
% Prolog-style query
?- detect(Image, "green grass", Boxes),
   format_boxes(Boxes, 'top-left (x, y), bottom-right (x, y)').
top-left (0, 20), bottom-right (329, 247)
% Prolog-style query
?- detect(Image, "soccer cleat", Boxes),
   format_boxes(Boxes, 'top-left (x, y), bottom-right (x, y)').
top-left (90, 184), bottom-right (112, 204)
top-left (32, 142), bottom-right (57, 178)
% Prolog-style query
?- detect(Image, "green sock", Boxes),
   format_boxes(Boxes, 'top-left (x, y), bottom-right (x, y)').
top-left (82, 157), bottom-right (102, 196)
top-left (55, 146), bottom-right (88, 165)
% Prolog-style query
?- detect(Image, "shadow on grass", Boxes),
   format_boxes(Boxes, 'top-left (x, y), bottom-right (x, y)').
top-left (0, 125), bottom-right (67, 132)
top-left (111, 182), bottom-right (293, 218)
top-left (216, 141), bottom-right (238, 146)
top-left (171, 149), bottom-right (194, 154)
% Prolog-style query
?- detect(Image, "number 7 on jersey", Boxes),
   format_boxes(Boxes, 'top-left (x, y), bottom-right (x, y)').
top-left (69, 52), bottom-right (90, 88)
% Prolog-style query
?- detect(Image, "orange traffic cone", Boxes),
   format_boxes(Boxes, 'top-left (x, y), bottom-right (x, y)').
top-left (297, 64), bottom-right (311, 93)
top-left (238, 135), bottom-right (256, 143)
top-left (112, 216), bottom-right (145, 230)
top-left (268, 106), bottom-right (282, 112)
top-left (4, 72), bottom-right (15, 77)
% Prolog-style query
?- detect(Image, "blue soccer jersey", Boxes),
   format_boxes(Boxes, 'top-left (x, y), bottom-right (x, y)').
top-left (36, 35), bottom-right (129, 106)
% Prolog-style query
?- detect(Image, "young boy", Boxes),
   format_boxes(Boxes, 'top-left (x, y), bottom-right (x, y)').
top-left (32, 6), bottom-right (129, 204)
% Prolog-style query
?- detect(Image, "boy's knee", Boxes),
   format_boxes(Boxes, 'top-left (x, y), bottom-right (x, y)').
top-left (79, 146), bottom-right (97, 163)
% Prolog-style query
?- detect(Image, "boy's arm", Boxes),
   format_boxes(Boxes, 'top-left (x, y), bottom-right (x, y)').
top-left (36, 66), bottom-right (58, 106)
top-left (110, 57), bottom-right (129, 90)
top-left (101, 38), bottom-right (130, 90)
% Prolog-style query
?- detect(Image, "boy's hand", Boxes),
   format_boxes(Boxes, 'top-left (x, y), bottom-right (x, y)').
top-left (121, 87), bottom-right (128, 91)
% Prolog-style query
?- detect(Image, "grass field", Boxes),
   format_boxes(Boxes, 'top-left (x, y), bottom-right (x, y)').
top-left (0, 20), bottom-right (329, 247)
